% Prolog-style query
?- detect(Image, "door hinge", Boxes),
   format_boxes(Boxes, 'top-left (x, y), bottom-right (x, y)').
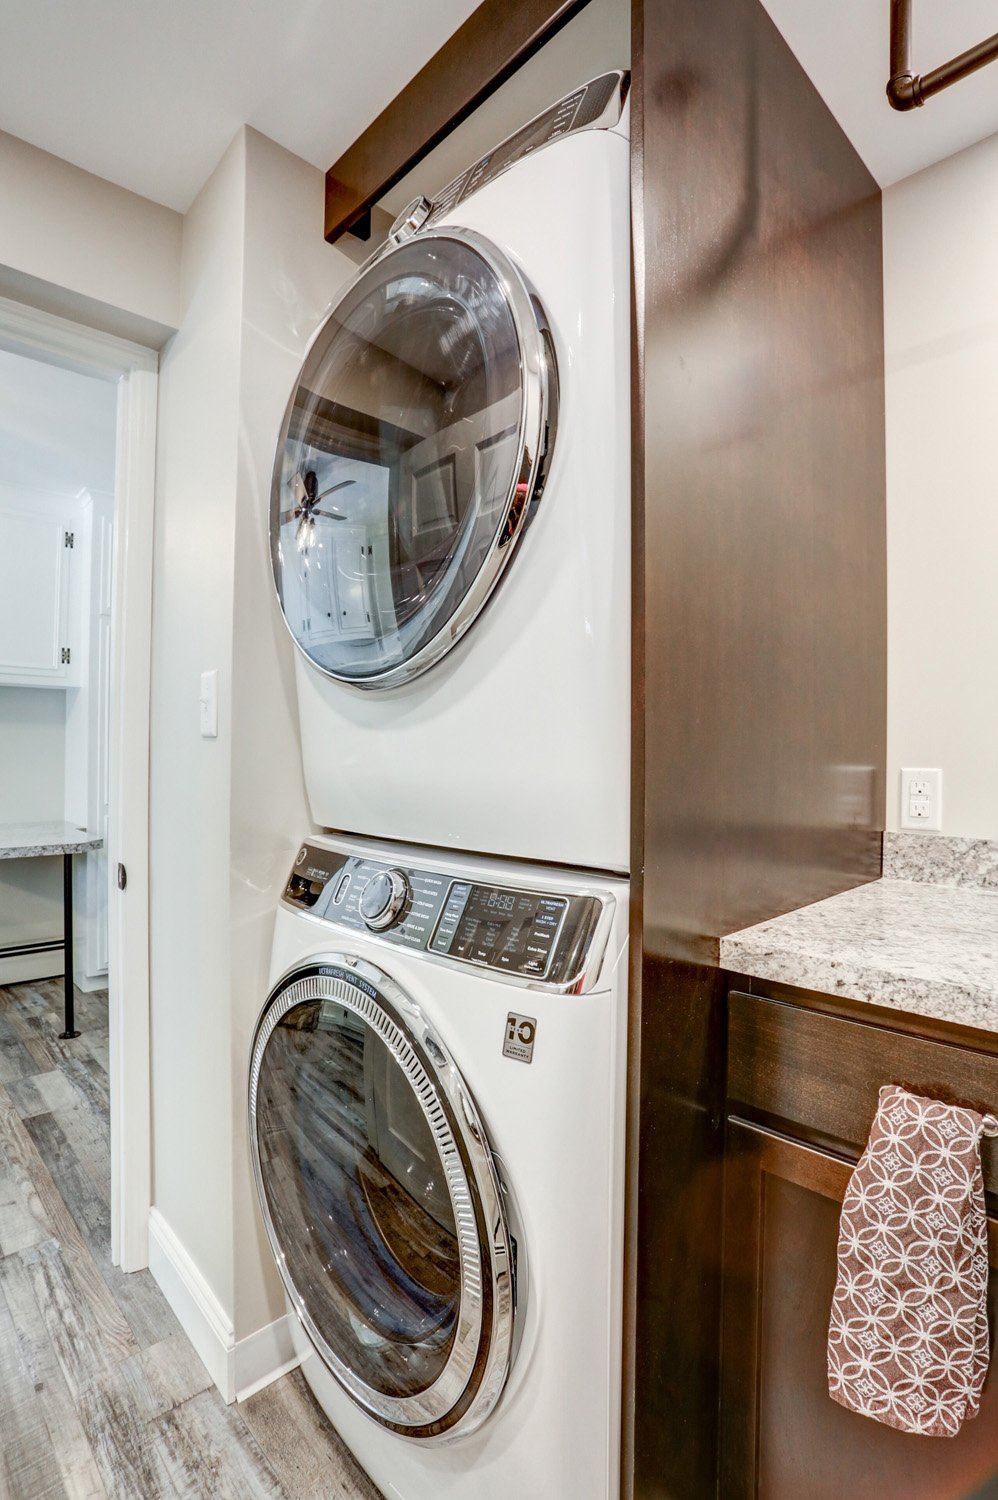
top-left (117, 863), bottom-right (127, 891)
top-left (60, 647), bottom-right (71, 665)
top-left (64, 531), bottom-right (74, 548)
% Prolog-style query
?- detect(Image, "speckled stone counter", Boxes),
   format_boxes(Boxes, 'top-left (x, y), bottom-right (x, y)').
top-left (720, 833), bottom-right (998, 1033)
top-left (0, 820), bottom-right (103, 859)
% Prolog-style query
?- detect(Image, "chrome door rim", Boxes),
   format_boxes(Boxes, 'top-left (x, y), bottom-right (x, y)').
top-left (248, 955), bottom-right (517, 1441)
top-left (269, 226), bottom-right (557, 692)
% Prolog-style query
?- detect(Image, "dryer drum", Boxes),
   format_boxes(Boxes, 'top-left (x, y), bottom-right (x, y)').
top-left (248, 957), bottom-right (517, 1441)
top-left (270, 227), bottom-right (558, 691)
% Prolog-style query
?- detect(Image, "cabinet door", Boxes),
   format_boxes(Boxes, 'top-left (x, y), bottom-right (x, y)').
top-left (0, 505), bottom-right (72, 685)
top-left (721, 1120), bottom-right (998, 1499)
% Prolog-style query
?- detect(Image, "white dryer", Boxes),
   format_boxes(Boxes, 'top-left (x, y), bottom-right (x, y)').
top-left (270, 74), bottom-right (631, 872)
top-left (249, 833), bottom-right (628, 1500)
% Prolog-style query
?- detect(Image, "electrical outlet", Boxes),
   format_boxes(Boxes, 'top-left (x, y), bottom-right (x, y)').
top-left (900, 767), bottom-right (942, 831)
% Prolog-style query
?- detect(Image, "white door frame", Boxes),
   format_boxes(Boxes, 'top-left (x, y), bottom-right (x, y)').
top-left (0, 294), bottom-right (158, 1273)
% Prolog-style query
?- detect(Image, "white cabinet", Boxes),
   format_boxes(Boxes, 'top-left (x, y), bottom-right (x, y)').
top-left (0, 499), bottom-right (77, 687)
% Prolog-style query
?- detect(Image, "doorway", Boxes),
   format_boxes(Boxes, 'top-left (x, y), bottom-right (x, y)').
top-left (0, 294), bottom-right (157, 1272)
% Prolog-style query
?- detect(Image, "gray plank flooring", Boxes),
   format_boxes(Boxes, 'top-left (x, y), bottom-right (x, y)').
top-left (0, 979), bottom-right (383, 1500)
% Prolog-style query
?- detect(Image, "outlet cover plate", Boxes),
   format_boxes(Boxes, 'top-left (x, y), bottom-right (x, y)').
top-left (900, 766), bottom-right (942, 831)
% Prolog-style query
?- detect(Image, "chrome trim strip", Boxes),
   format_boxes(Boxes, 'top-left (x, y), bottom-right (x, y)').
top-left (269, 227), bottom-right (556, 692)
top-left (280, 884), bottom-right (617, 995)
top-left (248, 956), bottom-right (516, 1442)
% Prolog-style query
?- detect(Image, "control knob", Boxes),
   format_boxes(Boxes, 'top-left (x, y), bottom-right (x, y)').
top-left (359, 868), bottom-right (410, 931)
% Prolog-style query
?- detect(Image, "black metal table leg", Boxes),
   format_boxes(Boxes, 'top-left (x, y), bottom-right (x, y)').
top-left (59, 851), bottom-right (80, 1039)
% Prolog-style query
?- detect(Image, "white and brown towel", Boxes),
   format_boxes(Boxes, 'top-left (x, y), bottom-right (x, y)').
top-left (828, 1083), bottom-right (995, 1437)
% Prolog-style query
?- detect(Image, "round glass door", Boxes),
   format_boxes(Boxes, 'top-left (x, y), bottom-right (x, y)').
top-left (248, 958), bottom-right (517, 1440)
top-left (270, 228), bottom-right (557, 690)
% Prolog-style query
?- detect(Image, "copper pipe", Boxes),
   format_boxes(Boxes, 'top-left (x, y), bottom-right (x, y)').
top-left (887, 0), bottom-right (998, 111)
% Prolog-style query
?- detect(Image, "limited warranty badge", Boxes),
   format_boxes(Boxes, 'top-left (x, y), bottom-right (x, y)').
top-left (503, 1012), bottom-right (537, 1064)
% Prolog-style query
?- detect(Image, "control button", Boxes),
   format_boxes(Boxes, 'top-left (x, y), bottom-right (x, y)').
top-left (359, 868), bottom-right (411, 931)
top-left (332, 872), bottom-right (351, 905)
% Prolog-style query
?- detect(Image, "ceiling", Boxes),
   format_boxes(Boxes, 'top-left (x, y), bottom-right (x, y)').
top-left (761, 0), bottom-right (998, 188)
top-left (0, 0), bottom-right (481, 213)
top-left (0, 1), bottom-right (997, 213)
top-left (0, 349), bottom-right (118, 497)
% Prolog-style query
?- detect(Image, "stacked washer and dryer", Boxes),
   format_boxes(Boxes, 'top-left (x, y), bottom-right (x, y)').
top-left (249, 71), bottom-right (631, 1500)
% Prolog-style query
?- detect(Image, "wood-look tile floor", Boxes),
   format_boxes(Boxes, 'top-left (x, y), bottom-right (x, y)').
top-left (0, 979), bottom-right (384, 1500)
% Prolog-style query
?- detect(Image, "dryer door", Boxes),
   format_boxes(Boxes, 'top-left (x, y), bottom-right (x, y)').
top-left (270, 227), bottom-right (557, 689)
top-left (248, 957), bottom-right (517, 1441)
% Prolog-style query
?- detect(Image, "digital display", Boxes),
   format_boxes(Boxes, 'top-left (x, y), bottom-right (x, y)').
top-left (481, 889), bottom-right (516, 914)
top-left (431, 882), bottom-right (567, 977)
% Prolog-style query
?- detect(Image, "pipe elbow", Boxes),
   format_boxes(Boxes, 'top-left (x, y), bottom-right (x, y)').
top-left (887, 72), bottom-right (923, 109)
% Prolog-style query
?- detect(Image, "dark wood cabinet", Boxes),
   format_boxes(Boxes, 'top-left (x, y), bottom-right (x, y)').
top-left (723, 992), bottom-right (998, 1500)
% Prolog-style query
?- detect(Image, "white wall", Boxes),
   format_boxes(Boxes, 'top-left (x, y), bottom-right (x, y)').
top-left (884, 131), bottom-right (998, 837)
top-left (149, 126), bottom-right (355, 1358)
top-left (230, 127), bottom-right (356, 1344)
top-left (0, 128), bottom-right (181, 347)
top-left (149, 131), bottom-right (246, 1321)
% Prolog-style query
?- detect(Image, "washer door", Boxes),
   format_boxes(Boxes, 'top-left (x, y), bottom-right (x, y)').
top-left (248, 957), bottom-right (517, 1441)
top-left (270, 227), bottom-right (557, 690)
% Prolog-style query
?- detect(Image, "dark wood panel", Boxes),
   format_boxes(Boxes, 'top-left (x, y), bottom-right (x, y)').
top-left (626, 955), bottom-right (727, 1500)
top-left (737, 972), bottom-right (998, 1055)
top-left (628, 0), bottom-right (886, 1492)
top-left (721, 1120), bottom-right (998, 1500)
top-left (635, 0), bottom-right (886, 964)
top-left (323, 0), bottom-right (592, 240)
top-left (728, 991), bottom-right (998, 1191)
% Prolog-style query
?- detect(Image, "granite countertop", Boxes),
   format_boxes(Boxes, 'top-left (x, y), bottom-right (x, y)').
top-left (0, 821), bottom-right (104, 859)
top-left (719, 833), bottom-right (998, 1033)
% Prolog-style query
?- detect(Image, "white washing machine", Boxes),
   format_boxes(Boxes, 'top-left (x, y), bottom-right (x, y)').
top-left (249, 833), bottom-right (628, 1500)
top-left (270, 73), bottom-right (631, 872)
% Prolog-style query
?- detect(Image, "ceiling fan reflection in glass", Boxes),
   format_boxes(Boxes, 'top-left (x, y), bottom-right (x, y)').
top-left (279, 468), bottom-right (355, 553)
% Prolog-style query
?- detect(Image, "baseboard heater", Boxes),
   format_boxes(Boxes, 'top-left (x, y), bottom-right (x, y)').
top-left (0, 939), bottom-right (62, 960)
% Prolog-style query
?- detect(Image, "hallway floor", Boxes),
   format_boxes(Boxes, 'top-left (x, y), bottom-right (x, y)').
top-left (0, 979), bottom-right (382, 1500)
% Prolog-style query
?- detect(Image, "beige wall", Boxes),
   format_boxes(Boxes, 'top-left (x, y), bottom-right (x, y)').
top-left (230, 127), bottom-right (357, 1341)
top-left (0, 128), bottom-right (181, 346)
top-left (149, 131), bottom-right (245, 1316)
top-left (884, 131), bottom-right (998, 837)
top-left (149, 125), bottom-right (355, 1343)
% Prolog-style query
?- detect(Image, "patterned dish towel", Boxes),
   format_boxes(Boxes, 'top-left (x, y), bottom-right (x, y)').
top-left (828, 1083), bottom-right (996, 1437)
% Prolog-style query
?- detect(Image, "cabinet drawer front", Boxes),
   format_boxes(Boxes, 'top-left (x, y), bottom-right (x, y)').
top-left (728, 991), bottom-right (998, 1193)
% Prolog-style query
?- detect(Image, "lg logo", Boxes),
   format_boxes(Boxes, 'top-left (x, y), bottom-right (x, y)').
top-left (502, 1012), bottom-right (537, 1064)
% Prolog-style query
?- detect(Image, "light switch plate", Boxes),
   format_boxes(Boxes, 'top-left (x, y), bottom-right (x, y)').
top-left (900, 766), bottom-right (942, 831)
top-left (199, 669), bottom-right (218, 739)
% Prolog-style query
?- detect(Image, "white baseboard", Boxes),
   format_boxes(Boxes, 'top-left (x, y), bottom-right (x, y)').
top-left (148, 1208), bottom-right (299, 1405)
top-left (234, 1317), bottom-right (301, 1403)
top-left (75, 968), bottom-right (109, 993)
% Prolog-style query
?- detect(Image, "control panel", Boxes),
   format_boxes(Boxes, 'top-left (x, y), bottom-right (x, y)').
top-left (283, 843), bottom-right (606, 988)
top-left (423, 71), bottom-right (628, 231)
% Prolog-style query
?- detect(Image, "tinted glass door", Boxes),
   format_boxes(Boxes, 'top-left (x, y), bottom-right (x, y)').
top-left (249, 961), bottom-right (516, 1439)
top-left (271, 229), bottom-right (556, 689)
